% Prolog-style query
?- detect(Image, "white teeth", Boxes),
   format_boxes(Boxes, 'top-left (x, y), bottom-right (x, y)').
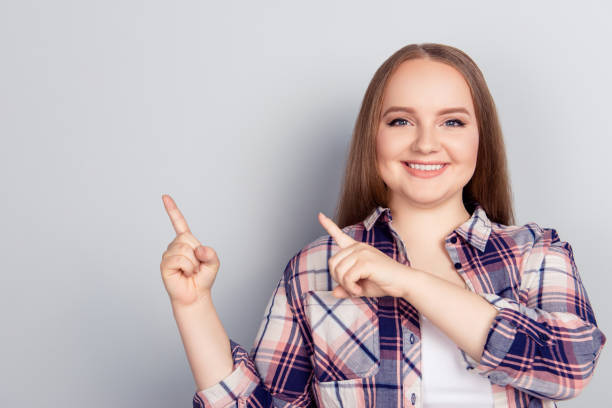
top-left (406, 163), bottom-right (445, 171)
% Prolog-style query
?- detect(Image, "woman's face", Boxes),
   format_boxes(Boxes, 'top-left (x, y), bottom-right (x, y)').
top-left (376, 58), bottom-right (479, 209)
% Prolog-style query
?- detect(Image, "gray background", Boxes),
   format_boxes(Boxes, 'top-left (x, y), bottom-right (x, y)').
top-left (1, 0), bottom-right (610, 406)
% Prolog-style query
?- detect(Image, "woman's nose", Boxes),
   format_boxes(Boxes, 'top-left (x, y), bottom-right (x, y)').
top-left (412, 127), bottom-right (441, 153)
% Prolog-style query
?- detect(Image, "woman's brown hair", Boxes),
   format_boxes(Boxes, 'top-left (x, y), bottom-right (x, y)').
top-left (334, 42), bottom-right (515, 228)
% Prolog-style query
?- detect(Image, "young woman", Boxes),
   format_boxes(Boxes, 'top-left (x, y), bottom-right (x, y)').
top-left (160, 43), bottom-right (606, 408)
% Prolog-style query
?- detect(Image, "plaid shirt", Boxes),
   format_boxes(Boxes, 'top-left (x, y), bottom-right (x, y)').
top-left (193, 202), bottom-right (606, 408)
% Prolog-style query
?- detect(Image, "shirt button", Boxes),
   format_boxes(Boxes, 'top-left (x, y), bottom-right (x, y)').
top-left (411, 392), bottom-right (416, 405)
top-left (410, 333), bottom-right (415, 344)
top-left (450, 236), bottom-right (457, 244)
top-left (454, 262), bottom-right (462, 269)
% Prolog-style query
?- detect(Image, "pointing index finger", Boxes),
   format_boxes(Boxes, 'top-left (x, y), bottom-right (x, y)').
top-left (162, 194), bottom-right (191, 235)
top-left (318, 212), bottom-right (355, 248)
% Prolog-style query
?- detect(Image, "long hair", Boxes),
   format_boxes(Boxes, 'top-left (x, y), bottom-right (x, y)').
top-left (334, 43), bottom-right (515, 228)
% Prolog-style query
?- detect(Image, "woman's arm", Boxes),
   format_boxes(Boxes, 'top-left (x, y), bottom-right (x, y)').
top-left (401, 227), bottom-right (606, 401)
top-left (186, 255), bottom-right (314, 408)
top-left (399, 269), bottom-right (498, 363)
top-left (172, 294), bottom-right (234, 392)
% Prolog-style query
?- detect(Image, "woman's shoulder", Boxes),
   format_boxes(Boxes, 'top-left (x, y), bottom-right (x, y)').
top-left (488, 218), bottom-right (572, 260)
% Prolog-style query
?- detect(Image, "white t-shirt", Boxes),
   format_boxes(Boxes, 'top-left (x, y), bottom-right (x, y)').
top-left (420, 313), bottom-right (494, 407)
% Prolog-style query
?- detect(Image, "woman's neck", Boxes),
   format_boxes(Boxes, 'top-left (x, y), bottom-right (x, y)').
top-left (387, 196), bottom-right (471, 250)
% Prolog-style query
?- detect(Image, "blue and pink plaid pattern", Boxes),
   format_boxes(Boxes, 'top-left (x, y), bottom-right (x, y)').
top-left (193, 202), bottom-right (606, 407)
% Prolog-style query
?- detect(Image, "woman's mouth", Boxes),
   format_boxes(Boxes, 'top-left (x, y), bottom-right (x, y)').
top-left (402, 161), bottom-right (449, 178)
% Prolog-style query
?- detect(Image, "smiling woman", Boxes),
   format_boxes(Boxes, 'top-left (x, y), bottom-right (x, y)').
top-left (375, 59), bottom-right (479, 210)
top-left (160, 43), bottom-right (606, 408)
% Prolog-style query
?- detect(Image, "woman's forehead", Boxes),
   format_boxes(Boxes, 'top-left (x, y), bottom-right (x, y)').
top-left (382, 59), bottom-right (474, 114)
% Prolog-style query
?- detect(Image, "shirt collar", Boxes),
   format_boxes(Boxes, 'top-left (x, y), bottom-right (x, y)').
top-left (362, 202), bottom-right (492, 252)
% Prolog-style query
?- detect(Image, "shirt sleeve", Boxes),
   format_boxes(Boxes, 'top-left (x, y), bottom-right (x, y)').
top-left (461, 227), bottom-right (607, 401)
top-left (192, 255), bottom-right (314, 408)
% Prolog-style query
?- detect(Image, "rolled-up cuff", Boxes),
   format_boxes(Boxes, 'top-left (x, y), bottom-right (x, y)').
top-left (193, 339), bottom-right (261, 408)
top-left (460, 294), bottom-right (556, 386)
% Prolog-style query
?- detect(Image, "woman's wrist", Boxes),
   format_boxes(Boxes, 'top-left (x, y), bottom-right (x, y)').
top-left (399, 266), bottom-right (425, 301)
top-left (171, 291), bottom-right (213, 312)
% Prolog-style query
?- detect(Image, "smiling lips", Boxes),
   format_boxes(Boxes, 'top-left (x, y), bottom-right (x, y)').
top-left (402, 161), bottom-right (449, 178)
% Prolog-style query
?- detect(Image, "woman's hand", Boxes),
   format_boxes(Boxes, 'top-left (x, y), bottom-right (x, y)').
top-left (160, 194), bottom-right (220, 307)
top-left (318, 212), bottom-right (414, 298)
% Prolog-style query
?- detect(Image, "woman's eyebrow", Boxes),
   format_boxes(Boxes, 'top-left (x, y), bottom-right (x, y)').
top-left (382, 106), bottom-right (471, 117)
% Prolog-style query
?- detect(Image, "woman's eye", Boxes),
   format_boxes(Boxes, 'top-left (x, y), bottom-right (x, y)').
top-left (445, 118), bottom-right (465, 127)
top-left (388, 118), bottom-right (409, 127)
top-left (387, 118), bottom-right (465, 127)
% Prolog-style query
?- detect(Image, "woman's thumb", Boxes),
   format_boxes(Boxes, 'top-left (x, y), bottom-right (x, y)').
top-left (195, 245), bottom-right (213, 263)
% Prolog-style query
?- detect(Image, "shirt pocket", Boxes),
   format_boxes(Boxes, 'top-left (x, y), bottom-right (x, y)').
top-left (302, 290), bottom-right (380, 383)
